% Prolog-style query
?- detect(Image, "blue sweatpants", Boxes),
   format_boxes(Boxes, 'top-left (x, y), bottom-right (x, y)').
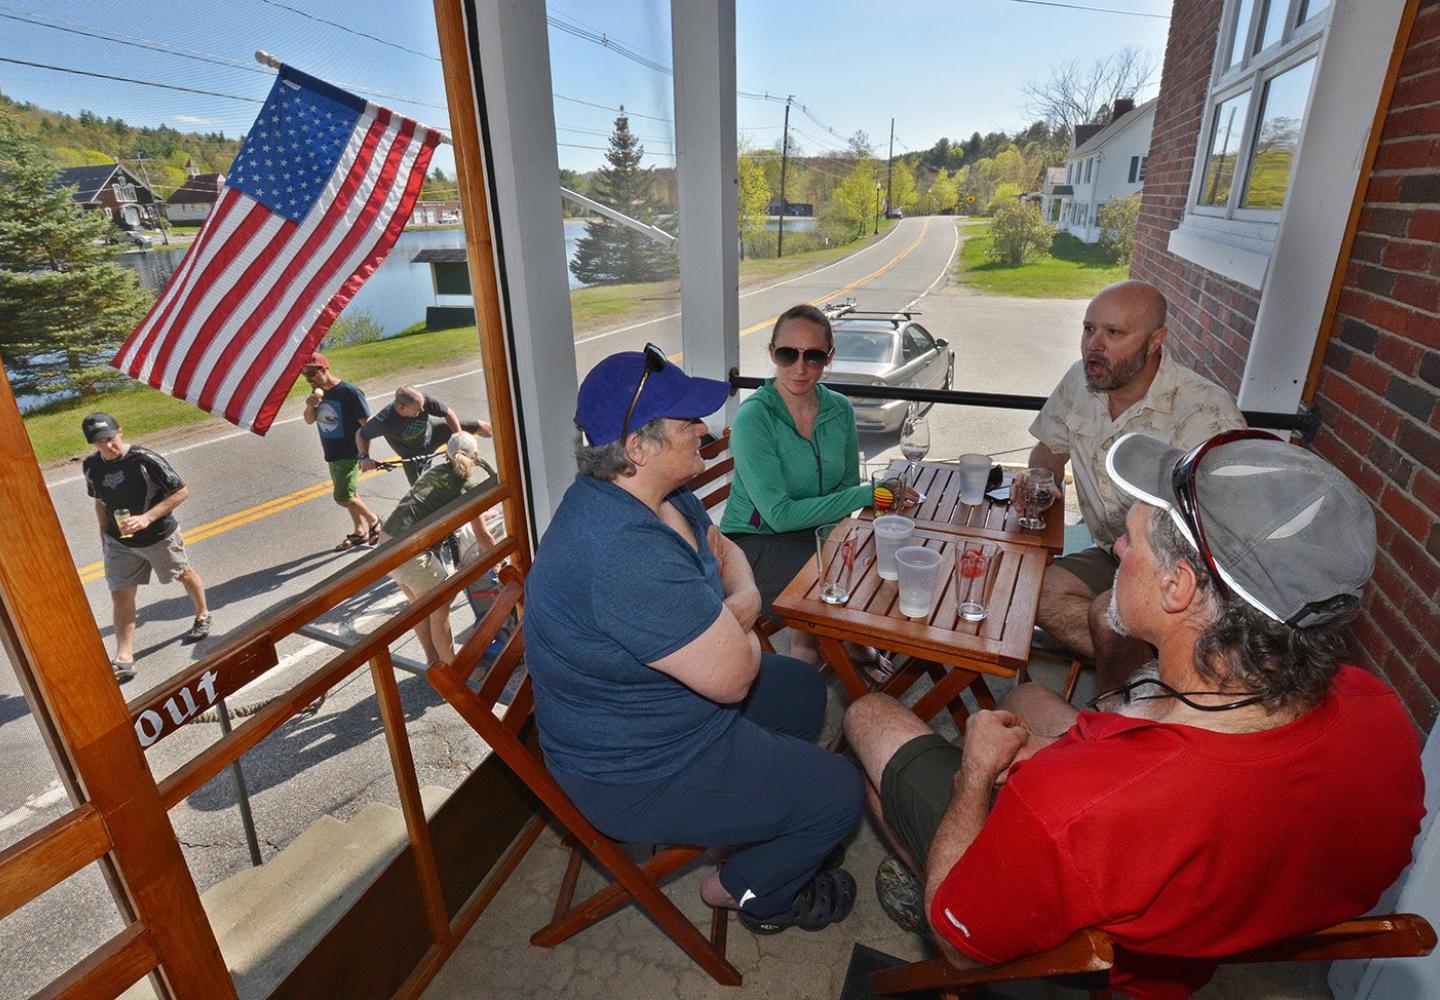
top-left (553, 653), bottom-right (864, 918)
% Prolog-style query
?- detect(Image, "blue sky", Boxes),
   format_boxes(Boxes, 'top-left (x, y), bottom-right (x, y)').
top-left (0, 0), bottom-right (1172, 176)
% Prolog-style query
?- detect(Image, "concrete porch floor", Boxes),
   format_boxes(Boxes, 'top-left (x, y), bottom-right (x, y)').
top-left (423, 654), bottom-right (1334, 1000)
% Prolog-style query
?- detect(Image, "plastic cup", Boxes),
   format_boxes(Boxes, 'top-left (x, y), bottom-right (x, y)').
top-left (870, 469), bottom-right (903, 514)
top-left (815, 522), bottom-right (859, 605)
top-left (872, 515), bottom-right (915, 581)
top-left (956, 454), bottom-right (991, 506)
top-left (956, 541), bottom-right (997, 622)
top-left (895, 545), bottom-right (944, 619)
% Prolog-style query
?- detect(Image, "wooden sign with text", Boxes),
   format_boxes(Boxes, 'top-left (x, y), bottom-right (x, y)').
top-left (127, 635), bottom-right (279, 748)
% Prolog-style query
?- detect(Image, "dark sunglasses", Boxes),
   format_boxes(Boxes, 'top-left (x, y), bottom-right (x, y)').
top-left (1168, 429), bottom-right (1280, 603)
top-left (619, 343), bottom-right (669, 444)
top-left (772, 346), bottom-right (831, 368)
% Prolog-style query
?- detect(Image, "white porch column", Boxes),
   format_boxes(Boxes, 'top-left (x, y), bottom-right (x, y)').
top-left (671, 0), bottom-right (739, 428)
top-left (470, 0), bottom-right (577, 535)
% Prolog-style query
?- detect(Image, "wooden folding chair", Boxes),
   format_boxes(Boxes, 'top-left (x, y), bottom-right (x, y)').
top-left (869, 914), bottom-right (1436, 999)
top-left (427, 566), bottom-right (742, 986)
top-left (690, 428), bottom-right (782, 653)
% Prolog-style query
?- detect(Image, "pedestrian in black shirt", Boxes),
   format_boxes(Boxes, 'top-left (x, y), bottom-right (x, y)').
top-left (300, 352), bottom-right (382, 550)
top-left (81, 412), bottom-right (211, 683)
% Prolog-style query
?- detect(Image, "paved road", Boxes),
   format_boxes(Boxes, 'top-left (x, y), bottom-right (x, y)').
top-left (0, 216), bottom-right (1090, 996)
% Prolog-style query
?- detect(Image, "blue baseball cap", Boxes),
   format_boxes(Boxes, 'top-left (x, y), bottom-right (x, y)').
top-left (576, 347), bottom-right (730, 446)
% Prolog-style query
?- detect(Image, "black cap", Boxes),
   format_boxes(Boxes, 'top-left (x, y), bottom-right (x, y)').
top-left (82, 412), bottom-right (120, 443)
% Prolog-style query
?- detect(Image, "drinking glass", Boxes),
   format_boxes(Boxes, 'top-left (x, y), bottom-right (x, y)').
top-left (956, 541), bottom-right (998, 622)
top-left (895, 545), bottom-right (944, 619)
top-left (872, 514), bottom-right (915, 581)
top-left (815, 522), bottom-right (859, 605)
top-left (1017, 468), bottom-right (1057, 530)
top-left (899, 407), bottom-right (930, 499)
top-left (870, 469), bottom-right (904, 514)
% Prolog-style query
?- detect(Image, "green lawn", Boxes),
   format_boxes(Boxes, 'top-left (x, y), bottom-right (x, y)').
top-left (956, 219), bottom-right (1128, 298)
top-left (23, 324), bottom-right (483, 464)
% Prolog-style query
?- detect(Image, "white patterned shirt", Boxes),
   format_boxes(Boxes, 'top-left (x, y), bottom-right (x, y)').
top-left (1029, 351), bottom-right (1245, 548)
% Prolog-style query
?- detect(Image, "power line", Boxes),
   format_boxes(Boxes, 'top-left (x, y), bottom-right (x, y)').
top-left (997, 0), bottom-right (1169, 17)
top-left (255, 0), bottom-right (441, 60)
top-left (0, 5), bottom-right (450, 110)
top-left (557, 141), bottom-right (673, 159)
top-left (553, 93), bottom-right (672, 124)
top-left (546, 12), bottom-right (672, 76)
top-left (0, 56), bottom-right (265, 103)
top-left (556, 123), bottom-right (673, 145)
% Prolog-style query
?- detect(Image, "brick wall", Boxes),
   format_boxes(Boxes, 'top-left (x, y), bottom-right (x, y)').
top-left (1131, 0), bottom-right (1260, 396)
top-left (1133, 0), bottom-right (1440, 730)
top-left (1312, 0), bottom-right (1440, 730)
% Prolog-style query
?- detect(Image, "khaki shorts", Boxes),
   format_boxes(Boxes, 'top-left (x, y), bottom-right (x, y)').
top-left (1050, 544), bottom-right (1120, 596)
top-left (102, 532), bottom-right (191, 592)
top-left (880, 733), bottom-right (965, 864)
top-left (390, 549), bottom-right (448, 595)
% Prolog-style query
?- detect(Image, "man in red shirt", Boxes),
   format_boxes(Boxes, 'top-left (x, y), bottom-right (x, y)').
top-left (845, 431), bottom-right (1425, 1000)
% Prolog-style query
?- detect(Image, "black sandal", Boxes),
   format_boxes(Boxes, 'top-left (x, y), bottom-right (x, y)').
top-left (335, 532), bottom-right (366, 551)
top-left (366, 520), bottom-right (382, 546)
top-left (738, 867), bottom-right (856, 934)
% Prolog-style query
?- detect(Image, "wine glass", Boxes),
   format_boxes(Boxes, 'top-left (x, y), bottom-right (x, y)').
top-left (899, 407), bottom-right (930, 503)
top-left (1017, 467), bottom-right (1056, 530)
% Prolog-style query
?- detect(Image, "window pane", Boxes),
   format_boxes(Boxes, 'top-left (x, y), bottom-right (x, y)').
top-left (1228, 0), bottom-right (1257, 67)
top-left (1198, 91), bottom-right (1251, 206)
top-left (1254, 0), bottom-right (1288, 54)
top-left (1241, 58), bottom-right (1316, 209)
top-left (1300, 0), bottom-right (1331, 21)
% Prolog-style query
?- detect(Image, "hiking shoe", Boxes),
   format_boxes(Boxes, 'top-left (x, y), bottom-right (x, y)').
top-left (876, 854), bottom-right (928, 935)
top-left (182, 615), bottom-right (212, 643)
top-left (112, 660), bottom-right (135, 683)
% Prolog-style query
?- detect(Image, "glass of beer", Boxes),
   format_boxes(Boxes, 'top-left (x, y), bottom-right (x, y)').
top-left (114, 508), bottom-right (135, 538)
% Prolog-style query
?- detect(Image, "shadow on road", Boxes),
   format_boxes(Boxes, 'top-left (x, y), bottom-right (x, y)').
top-left (0, 692), bottom-right (33, 727)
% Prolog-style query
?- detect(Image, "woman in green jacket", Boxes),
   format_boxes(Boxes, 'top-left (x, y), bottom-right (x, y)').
top-left (721, 303), bottom-right (899, 672)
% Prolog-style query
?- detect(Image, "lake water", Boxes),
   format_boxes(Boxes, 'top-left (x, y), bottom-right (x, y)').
top-left (117, 218), bottom-right (595, 338)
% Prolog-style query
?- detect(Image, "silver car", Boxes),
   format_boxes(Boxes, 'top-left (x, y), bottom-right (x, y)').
top-left (823, 312), bottom-right (954, 433)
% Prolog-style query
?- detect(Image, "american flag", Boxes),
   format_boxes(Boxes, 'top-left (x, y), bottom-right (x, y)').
top-left (112, 64), bottom-right (442, 435)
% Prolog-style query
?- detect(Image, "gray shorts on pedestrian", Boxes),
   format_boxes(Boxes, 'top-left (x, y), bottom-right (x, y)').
top-left (390, 549), bottom-right (448, 595)
top-left (102, 532), bottom-right (191, 592)
top-left (879, 733), bottom-right (964, 865)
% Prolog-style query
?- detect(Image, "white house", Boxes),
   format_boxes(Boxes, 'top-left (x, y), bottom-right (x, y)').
top-left (1056, 97), bottom-right (1156, 244)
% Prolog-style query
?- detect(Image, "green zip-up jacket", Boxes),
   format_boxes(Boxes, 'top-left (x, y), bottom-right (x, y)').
top-left (720, 379), bottom-right (873, 536)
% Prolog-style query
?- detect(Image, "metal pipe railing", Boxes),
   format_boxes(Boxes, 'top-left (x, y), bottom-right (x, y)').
top-left (727, 371), bottom-right (1322, 439)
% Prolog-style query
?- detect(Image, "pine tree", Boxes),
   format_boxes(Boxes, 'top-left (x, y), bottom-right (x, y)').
top-left (0, 113), bottom-right (151, 394)
top-left (569, 112), bottom-right (678, 286)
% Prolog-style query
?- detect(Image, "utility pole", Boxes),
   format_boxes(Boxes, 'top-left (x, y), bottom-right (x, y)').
top-left (874, 183), bottom-right (881, 235)
top-left (886, 117), bottom-right (895, 218)
top-left (131, 152), bottom-right (171, 245)
top-left (777, 95), bottom-right (792, 258)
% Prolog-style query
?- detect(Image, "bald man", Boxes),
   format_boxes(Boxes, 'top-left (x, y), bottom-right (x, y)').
top-left (1028, 280), bottom-right (1244, 687)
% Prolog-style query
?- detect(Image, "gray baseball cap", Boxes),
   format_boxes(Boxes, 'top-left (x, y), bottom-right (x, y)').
top-left (1106, 432), bottom-right (1375, 628)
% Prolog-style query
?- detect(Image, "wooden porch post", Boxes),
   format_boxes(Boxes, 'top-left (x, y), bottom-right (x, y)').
top-left (0, 371), bottom-right (234, 998)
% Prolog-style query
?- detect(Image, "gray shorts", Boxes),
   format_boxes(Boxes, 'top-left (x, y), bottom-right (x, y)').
top-left (880, 733), bottom-right (965, 864)
top-left (102, 532), bottom-right (191, 592)
top-left (1050, 544), bottom-right (1120, 596)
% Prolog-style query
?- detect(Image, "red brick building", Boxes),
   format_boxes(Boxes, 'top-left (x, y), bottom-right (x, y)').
top-left (1133, 0), bottom-right (1440, 732)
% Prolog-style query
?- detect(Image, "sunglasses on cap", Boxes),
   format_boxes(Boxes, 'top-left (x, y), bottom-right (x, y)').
top-left (772, 346), bottom-right (831, 368)
top-left (619, 343), bottom-right (669, 443)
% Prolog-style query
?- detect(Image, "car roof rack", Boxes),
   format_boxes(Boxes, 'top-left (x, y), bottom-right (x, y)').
top-left (821, 299), bottom-right (922, 322)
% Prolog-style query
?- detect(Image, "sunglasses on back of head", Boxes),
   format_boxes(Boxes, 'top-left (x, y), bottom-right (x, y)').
top-left (772, 346), bottom-right (831, 368)
top-left (619, 343), bottom-right (669, 443)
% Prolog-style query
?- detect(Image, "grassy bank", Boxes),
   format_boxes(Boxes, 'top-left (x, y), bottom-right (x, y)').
top-left (24, 324), bottom-right (482, 464)
top-left (956, 219), bottom-right (1127, 298)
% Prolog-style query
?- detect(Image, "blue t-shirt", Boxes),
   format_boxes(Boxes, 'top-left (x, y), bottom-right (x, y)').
top-left (314, 380), bottom-right (369, 462)
top-left (524, 476), bottom-right (736, 784)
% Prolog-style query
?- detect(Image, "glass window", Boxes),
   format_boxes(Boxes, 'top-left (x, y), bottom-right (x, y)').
top-left (1240, 57), bottom-right (1315, 209)
top-left (1129, 156), bottom-right (1139, 184)
top-left (1300, 0), bottom-right (1330, 21)
top-left (1139, 155), bottom-right (1148, 182)
top-left (1084, 158), bottom-right (1093, 183)
top-left (1228, 0), bottom-right (1257, 67)
top-left (1254, 0), bottom-right (1289, 54)
top-left (1197, 91), bottom-right (1251, 207)
top-left (833, 329), bottom-right (894, 363)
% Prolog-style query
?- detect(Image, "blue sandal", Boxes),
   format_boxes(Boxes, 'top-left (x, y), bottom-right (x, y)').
top-left (738, 867), bottom-right (856, 934)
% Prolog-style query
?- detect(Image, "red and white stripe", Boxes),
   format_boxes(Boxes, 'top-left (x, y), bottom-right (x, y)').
top-left (113, 103), bottom-right (439, 435)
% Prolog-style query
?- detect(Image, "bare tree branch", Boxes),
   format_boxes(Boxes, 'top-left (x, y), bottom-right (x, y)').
top-left (1021, 46), bottom-right (1159, 136)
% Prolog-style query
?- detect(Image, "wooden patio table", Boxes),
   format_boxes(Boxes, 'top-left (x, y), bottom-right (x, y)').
top-left (771, 518), bottom-right (1049, 728)
top-left (860, 459), bottom-right (1066, 556)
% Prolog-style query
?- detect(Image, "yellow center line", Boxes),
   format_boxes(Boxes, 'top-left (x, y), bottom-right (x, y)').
top-left (76, 467), bottom-right (389, 584)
